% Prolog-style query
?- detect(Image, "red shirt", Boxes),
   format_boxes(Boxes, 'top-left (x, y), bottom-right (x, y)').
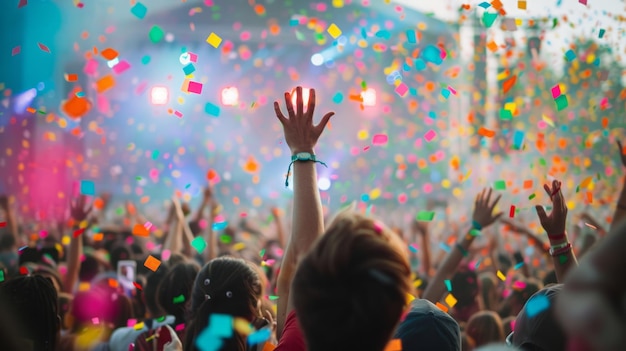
top-left (274, 310), bottom-right (306, 351)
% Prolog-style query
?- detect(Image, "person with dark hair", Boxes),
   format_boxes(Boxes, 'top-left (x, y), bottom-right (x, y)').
top-left (108, 262), bottom-right (171, 351)
top-left (450, 267), bottom-right (480, 323)
top-left (184, 256), bottom-right (264, 351)
top-left (0, 275), bottom-right (61, 351)
top-left (133, 261), bottom-right (200, 350)
top-left (394, 299), bottom-right (462, 351)
top-left (466, 311), bottom-right (505, 347)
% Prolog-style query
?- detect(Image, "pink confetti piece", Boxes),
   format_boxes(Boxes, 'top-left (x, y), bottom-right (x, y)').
top-left (84, 59), bottom-right (99, 76)
top-left (188, 81), bottom-right (203, 94)
top-left (395, 83), bottom-right (408, 97)
top-left (551, 85), bottom-right (561, 99)
top-left (18, 0), bottom-right (27, 8)
top-left (447, 86), bottom-right (457, 95)
top-left (424, 130), bottom-right (437, 142)
top-left (372, 134), bottom-right (388, 146)
top-left (578, 0), bottom-right (587, 4)
top-left (188, 52), bottom-right (198, 63)
top-left (135, 81), bottom-right (148, 95)
top-left (11, 46), bottom-right (21, 56)
top-left (37, 42), bottom-right (50, 53)
top-left (112, 60), bottom-right (131, 75)
top-left (174, 110), bottom-right (183, 118)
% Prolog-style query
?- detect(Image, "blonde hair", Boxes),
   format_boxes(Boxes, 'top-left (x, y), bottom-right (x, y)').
top-left (466, 310), bottom-right (505, 347)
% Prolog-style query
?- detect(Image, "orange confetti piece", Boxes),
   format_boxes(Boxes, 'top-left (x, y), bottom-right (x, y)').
top-left (478, 127), bottom-right (496, 137)
top-left (65, 73), bottom-right (78, 82)
top-left (93, 197), bottom-right (104, 210)
top-left (435, 302), bottom-right (449, 313)
top-left (100, 48), bottom-right (118, 60)
top-left (62, 96), bottom-right (91, 118)
top-left (95, 74), bottom-right (115, 93)
top-left (243, 156), bottom-right (260, 173)
top-left (207, 169), bottom-right (218, 180)
top-left (143, 255), bottom-right (161, 272)
top-left (502, 75), bottom-right (517, 94)
top-left (384, 339), bottom-right (402, 351)
top-left (132, 224), bottom-right (149, 237)
top-left (26, 107), bottom-right (36, 114)
top-left (523, 180), bottom-right (533, 189)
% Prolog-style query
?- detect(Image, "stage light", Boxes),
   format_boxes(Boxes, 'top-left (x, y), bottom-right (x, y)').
top-left (318, 177), bottom-right (331, 191)
top-left (221, 87), bottom-right (239, 106)
top-left (361, 88), bottom-right (376, 106)
top-left (311, 53), bottom-right (324, 66)
top-left (291, 87), bottom-right (311, 110)
top-left (150, 86), bottom-right (169, 105)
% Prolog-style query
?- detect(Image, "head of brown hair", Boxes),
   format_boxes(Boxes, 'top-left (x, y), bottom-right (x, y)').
top-left (293, 210), bottom-right (412, 351)
top-left (466, 310), bottom-right (505, 347)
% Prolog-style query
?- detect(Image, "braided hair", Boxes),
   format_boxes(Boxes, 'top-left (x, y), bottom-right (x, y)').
top-left (0, 274), bottom-right (60, 351)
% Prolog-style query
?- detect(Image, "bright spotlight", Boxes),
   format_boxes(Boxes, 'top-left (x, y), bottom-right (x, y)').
top-left (318, 177), bottom-right (331, 191)
top-left (361, 88), bottom-right (376, 106)
top-left (291, 87), bottom-right (311, 110)
top-left (311, 53), bottom-right (324, 66)
top-left (150, 86), bottom-right (169, 105)
top-left (221, 87), bottom-right (239, 106)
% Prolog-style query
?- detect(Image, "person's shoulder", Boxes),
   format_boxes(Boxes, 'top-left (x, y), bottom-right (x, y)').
top-left (275, 311), bottom-right (306, 351)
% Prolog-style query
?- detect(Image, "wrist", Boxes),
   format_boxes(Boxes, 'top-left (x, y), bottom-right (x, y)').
top-left (290, 148), bottom-right (314, 155)
top-left (547, 232), bottom-right (567, 243)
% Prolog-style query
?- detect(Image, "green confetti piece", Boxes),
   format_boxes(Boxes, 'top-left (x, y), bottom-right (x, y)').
top-left (444, 279), bottom-right (452, 291)
top-left (500, 109), bottom-right (513, 120)
top-left (136, 176), bottom-right (142, 180)
top-left (151, 150), bottom-right (159, 160)
top-left (0, 270), bottom-right (4, 282)
top-left (361, 81), bottom-right (367, 89)
top-left (267, 295), bottom-right (279, 301)
top-left (173, 294), bottom-right (186, 304)
top-left (539, 158), bottom-right (547, 166)
top-left (148, 26), bottom-right (165, 43)
top-left (219, 235), bottom-right (232, 244)
top-left (191, 237), bottom-right (207, 253)
top-left (559, 255), bottom-right (568, 264)
top-left (555, 95), bottom-right (568, 111)
top-left (157, 316), bottom-right (166, 322)
top-left (598, 29), bottom-right (605, 38)
top-left (259, 249), bottom-right (266, 258)
top-left (528, 193), bottom-right (536, 200)
top-left (416, 211), bottom-right (435, 222)
top-left (130, 2), bottom-right (148, 19)
top-left (482, 12), bottom-right (498, 28)
top-left (494, 180), bottom-right (507, 190)
top-left (469, 229), bottom-right (482, 237)
top-left (141, 55), bottom-right (151, 65)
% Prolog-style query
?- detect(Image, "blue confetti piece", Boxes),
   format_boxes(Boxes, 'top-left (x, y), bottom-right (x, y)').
top-left (406, 30), bottom-right (417, 44)
top-left (421, 45), bottom-right (443, 65)
top-left (408, 244), bottom-right (418, 253)
top-left (204, 102), bottom-right (221, 117)
top-left (80, 180), bottom-right (95, 196)
top-left (444, 279), bottom-right (452, 291)
top-left (598, 29), bottom-right (605, 38)
top-left (361, 27), bottom-right (367, 39)
top-left (375, 30), bottom-right (391, 40)
top-left (513, 130), bottom-right (525, 150)
top-left (441, 89), bottom-right (451, 99)
top-left (478, 1), bottom-right (491, 8)
top-left (141, 55), bottom-right (151, 65)
top-left (183, 63), bottom-right (196, 75)
top-left (212, 221), bottom-right (228, 231)
top-left (525, 294), bottom-right (550, 317)
top-left (482, 12), bottom-right (498, 28)
top-left (209, 314), bottom-right (233, 338)
top-left (360, 194), bottom-right (370, 202)
top-left (514, 262), bottom-right (524, 270)
top-left (564, 49), bottom-right (576, 61)
top-left (428, 111), bottom-right (437, 119)
top-left (402, 63), bottom-right (411, 72)
top-left (409, 87), bottom-right (418, 96)
top-left (130, 2), bottom-right (148, 19)
top-left (439, 243), bottom-right (451, 253)
top-left (289, 18), bottom-right (299, 26)
top-left (414, 58), bottom-right (426, 71)
top-left (247, 328), bottom-right (271, 346)
top-left (332, 92), bottom-right (343, 104)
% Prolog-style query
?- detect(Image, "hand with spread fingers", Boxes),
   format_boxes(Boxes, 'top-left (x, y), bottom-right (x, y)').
top-left (273, 86), bottom-right (335, 154)
top-left (472, 188), bottom-right (503, 229)
top-left (535, 179), bottom-right (567, 236)
top-left (70, 194), bottom-right (92, 223)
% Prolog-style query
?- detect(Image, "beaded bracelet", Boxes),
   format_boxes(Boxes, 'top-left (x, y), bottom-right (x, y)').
top-left (549, 243), bottom-right (572, 257)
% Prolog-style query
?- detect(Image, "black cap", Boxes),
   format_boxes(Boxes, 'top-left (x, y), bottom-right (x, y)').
top-left (394, 299), bottom-right (461, 351)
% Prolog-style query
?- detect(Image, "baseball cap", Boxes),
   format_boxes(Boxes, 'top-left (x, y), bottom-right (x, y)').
top-left (394, 299), bottom-right (461, 351)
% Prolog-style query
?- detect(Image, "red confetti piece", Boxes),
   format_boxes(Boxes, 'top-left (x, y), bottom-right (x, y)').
top-left (133, 282), bottom-right (143, 290)
top-left (18, 0), bottom-right (27, 8)
top-left (11, 46), bottom-right (21, 56)
top-left (509, 205), bottom-right (516, 218)
top-left (37, 42), bottom-right (51, 53)
top-left (19, 266), bottom-right (29, 275)
top-left (73, 228), bottom-right (85, 237)
top-left (0, 222), bottom-right (6, 228)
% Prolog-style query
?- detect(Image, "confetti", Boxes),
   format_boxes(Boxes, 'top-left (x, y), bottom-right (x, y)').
top-left (555, 95), bottom-right (568, 111)
top-left (96, 75), bottom-right (115, 93)
top-left (187, 81), bottom-right (203, 94)
top-left (206, 32), bottom-right (223, 48)
top-left (130, 2), bottom-right (148, 19)
top-left (478, 127), bottom-right (496, 137)
top-left (327, 23), bottom-right (342, 39)
top-left (204, 102), bottom-right (221, 117)
top-left (149, 26), bottom-right (165, 43)
top-left (372, 134), bottom-right (388, 146)
top-left (497, 270), bottom-right (506, 281)
top-left (11, 46), bottom-right (21, 56)
top-left (143, 255), bottom-right (162, 272)
top-left (191, 237), bottom-right (207, 253)
top-left (444, 279), bottom-right (452, 291)
top-left (132, 224), bottom-right (149, 237)
top-left (247, 328), bottom-right (271, 346)
top-left (526, 294), bottom-right (550, 317)
top-left (384, 339), bottom-right (402, 351)
top-left (424, 129), bottom-right (437, 142)
top-left (509, 205), bottom-right (516, 218)
top-left (494, 180), bottom-right (506, 190)
top-left (173, 294), bottom-right (186, 304)
top-left (37, 42), bottom-right (50, 53)
top-left (80, 180), bottom-right (95, 195)
top-left (445, 293), bottom-right (458, 307)
top-left (416, 211), bottom-right (435, 222)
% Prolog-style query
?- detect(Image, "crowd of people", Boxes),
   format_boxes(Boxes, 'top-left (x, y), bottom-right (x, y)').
top-left (0, 87), bottom-right (624, 351)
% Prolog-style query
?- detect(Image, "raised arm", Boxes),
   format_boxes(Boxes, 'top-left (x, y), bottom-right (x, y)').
top-left (274, 86), bottom-right (334, 338)
top-left (64, 194), bottom-right (92, 294)
top-left (0, 195), bottom-right (21, 249)
top-left (271, 206), bottom-right (287, 249)
top-left (422, 188), bottom-right (502, 303)
top-left (411, 219), bottom-right (432, 278)
top-left (535, 179), bottom-right (577, 282)
top-left (610, 140), bottom-right (626, 231)
top-left (200, 187), bottom-right (219, 263)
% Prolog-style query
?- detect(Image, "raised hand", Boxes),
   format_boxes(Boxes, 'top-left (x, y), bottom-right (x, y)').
top-left (617, 140), bottom-right (626, 167)
top-left (273, 86), bottom-right (335, 154)
top-left (70, 194), bottom-right (92, 222)
top-left (472, 188), bottom-right (503, 229)
top-left (535, 179), bottom-right (567, 236)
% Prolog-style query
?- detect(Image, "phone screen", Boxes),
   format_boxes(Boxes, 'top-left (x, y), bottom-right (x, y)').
top-left (117, 260), bottom-right (136, 294)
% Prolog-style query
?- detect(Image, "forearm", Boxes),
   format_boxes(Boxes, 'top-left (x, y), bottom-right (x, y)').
top-left (274, 213), bottom-right (287, 249)
top-left (64, 225), bottom-right (83, 293)
top-left (420, 232), bottom-right (432, 278)
top-left (205, 205), bottom-right (218, 263)
top-left (5, 209), bottom-right (21, 248)
top-left (422, 231), bottom-right (474, 303)
top-left (547, 232), bottom-right (578, 282)
top-left (610, 181), bottom-right (626, 232)
top-left (291, 160), bottom-right (324, 255)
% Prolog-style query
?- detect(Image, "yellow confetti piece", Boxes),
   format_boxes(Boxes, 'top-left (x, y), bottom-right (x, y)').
top-left (497, 270), bottom-right (506, 281)
top-left (445, 293), bottom-right (458, 308)
top-left (206, 32), bottom-right (222, 48)
top-left (233, 318), bottom-right (253, 335)
top-left (406, 293), bottom-right (416, 304)
top-left (579, 176), bottom-right (593, 189)
top-left (327, 23), bottom-right (342, 39)
top-left (413, 279), bottom-right (423, 288)
top-left (78, 282), bottom-right (90, 291)
top-left (62, 235), bottom-right (71, 245)
top-left (134, 322), bottom-right (145, 330)
top-left (542, 114), bottom-right (555, 127)
top-left (233, 242), bottom-right (246, 251)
